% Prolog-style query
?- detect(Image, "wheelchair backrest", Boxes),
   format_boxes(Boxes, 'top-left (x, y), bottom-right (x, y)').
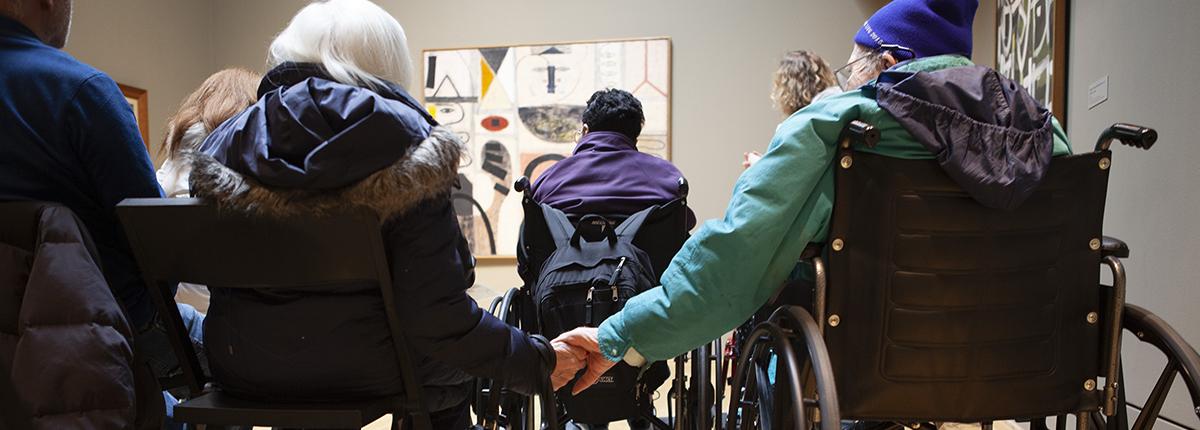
top-left (822, 148), bottom-right (1111, 422)
top-left (519, 194), bottom-right (689, 286)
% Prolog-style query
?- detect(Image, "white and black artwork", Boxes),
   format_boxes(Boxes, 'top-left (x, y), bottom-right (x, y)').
top-left (997, 0), bottom-right (1068, 123)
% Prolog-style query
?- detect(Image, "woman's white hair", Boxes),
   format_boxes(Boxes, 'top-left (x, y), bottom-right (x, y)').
top-left (268, 0), bottom-right (413, 90)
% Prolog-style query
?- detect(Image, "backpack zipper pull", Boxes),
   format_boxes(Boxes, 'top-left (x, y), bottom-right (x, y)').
top-left (609, 257), bottom-right (627, 301)
top-left (585, 286), bottom-right (595, 326)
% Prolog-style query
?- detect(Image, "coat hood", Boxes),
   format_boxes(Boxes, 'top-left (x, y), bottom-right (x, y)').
top-left (874, 65), bottom-right (1053, 210)
top-left (189, 63), bottom-right (463, 219)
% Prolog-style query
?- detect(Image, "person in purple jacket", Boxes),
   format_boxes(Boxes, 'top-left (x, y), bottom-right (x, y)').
top-left (527, 88), bottom-right (692, 430)
top-left (533, 89), bottom-right (695, 227)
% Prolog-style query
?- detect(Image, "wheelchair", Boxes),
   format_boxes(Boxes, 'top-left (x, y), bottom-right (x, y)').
top-left (473, 175), bottom-right (723, 430)
top-left (723, 121), bottom-right (1200, 429)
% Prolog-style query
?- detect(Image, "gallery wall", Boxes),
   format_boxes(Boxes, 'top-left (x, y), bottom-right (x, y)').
top-left (64, 0), bottom-right (217, 164)
top-left (1067, 1), bottom-right (1200, 427)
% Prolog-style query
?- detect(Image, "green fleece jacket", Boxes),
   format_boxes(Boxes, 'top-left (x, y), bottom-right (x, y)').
top-left (597, 55), bottom-right (1072, 362)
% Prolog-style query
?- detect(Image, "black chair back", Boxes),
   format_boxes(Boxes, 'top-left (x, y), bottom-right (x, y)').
top-left (822, 150), bottom-right (1111, 422)
top-left (116, 198), bottom-right (431, 429)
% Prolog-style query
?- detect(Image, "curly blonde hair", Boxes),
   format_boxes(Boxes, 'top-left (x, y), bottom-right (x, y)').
top-left (771, 50), bottom-right (837, 116)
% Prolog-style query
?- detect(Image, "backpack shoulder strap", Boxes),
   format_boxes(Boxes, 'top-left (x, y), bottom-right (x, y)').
top-left (539, 204), bottom-right (576, 247)
top-left (614, 205), bottom-right (658, 242)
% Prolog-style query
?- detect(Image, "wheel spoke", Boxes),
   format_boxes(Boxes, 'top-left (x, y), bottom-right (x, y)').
top-left (1131, 363), bottom-right (1177, 430)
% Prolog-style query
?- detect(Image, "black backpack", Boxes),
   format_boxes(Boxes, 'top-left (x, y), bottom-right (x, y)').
top-left (532, 204), bottom-right (670, 424)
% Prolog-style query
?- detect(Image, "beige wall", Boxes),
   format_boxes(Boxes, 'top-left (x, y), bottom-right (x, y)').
top-left (1067, 1), bottom-right (1200, 427)
top-left (64, 0), bottom-right (217, 164)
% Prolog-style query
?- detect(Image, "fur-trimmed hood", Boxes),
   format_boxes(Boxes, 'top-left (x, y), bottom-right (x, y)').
top-left (188, 71), bottom-right (463, 219)
top-left (187, 125), bottom-right (462, 219)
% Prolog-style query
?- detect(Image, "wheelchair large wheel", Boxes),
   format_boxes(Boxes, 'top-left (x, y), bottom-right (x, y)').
top-left (1028, 303), bottom-right (1200, 430)
top-left (726, 306), bottom-right (839, 430)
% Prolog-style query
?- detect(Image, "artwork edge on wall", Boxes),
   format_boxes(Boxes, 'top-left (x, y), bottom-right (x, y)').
top-left (421, 35), bottom-right (674, 161)
top-left (118, 83), bottom-right (150, 149)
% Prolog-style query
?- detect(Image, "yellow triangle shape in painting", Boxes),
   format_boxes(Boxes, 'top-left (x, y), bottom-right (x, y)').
top-left (480, 59), bottom-right (495, 100)
top-left (479, 75), bottom-right (512, 109)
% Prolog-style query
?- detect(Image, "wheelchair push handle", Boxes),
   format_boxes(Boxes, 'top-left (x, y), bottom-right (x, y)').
top-left (514, 176), bottom-right (532, 194)
top-left (840, 120), bottom-right (880, 149)
top-left (1095, 123), bottom-right (1157, 152)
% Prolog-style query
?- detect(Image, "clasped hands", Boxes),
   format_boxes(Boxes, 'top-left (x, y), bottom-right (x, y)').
top-left (548, 327), bottom-right (618, 394)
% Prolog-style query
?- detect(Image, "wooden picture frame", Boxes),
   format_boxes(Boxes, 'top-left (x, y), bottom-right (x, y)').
top-left (423, 37), bottom-right (673, 261)
top-left (996, 0), bottom-right (1070, 126)
top-left (118, 83), bottom-right (150, 149)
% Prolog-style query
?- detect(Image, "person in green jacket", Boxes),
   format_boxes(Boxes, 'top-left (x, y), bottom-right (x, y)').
top-left (558, 0), bottom-right (1074, 392)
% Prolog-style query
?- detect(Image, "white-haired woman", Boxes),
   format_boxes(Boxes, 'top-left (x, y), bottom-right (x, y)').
top-left (188, 1), bottom-right (581, 426)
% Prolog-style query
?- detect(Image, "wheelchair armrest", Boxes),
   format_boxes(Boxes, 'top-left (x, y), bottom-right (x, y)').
top-left (1102, 235), bottom-right (1131, 259)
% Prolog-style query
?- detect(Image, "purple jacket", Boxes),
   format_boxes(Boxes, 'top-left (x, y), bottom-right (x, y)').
top-left (533, 131), bottom-right (694, 227)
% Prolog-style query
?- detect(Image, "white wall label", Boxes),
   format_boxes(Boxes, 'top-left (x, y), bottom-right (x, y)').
top-left (1089, 76), bottom-right (1109, 109)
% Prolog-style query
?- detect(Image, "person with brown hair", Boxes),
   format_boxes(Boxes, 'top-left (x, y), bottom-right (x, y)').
top-left (744, 50), bottom-right (840, 168)
top-left (156, 68), bottom-right (260, 198)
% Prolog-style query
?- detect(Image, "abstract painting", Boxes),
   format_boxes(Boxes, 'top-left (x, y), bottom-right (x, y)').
top-left (997, 0), bottom-right (1069, 124)
top-left (424, 37), bottom-right (672, 258)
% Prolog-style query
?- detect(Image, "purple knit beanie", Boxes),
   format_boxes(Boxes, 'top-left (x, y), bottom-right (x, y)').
top-left (854, 0), bottom-right (979, 60)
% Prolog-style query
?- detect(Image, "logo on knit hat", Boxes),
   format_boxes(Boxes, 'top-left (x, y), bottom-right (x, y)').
top-left (861, 22), bottom-right (885, 46)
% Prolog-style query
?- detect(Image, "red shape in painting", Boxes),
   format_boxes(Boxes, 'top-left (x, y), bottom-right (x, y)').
top-left (481, 115), bottom-right (509, 132)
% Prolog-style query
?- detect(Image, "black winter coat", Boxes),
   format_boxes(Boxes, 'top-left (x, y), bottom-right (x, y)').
top-left (0, 202), bottom-right (137, 429)
top-left (187, 64), bottom-right (553, 411)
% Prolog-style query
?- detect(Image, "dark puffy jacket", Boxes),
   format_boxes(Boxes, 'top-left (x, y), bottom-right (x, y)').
top-left (188, 63), bottom-right (553, 411)
top-left (0, 202), bottom-right (136, 429)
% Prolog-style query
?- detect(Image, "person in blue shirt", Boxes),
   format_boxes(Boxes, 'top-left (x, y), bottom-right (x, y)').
top-left (0, 1), bottom-right (164, 328)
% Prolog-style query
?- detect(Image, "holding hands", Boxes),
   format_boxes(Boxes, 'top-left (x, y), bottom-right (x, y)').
top-left (547, 327), bottom-right (618, 394)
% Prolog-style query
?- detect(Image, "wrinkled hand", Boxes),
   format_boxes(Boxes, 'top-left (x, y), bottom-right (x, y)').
top-left (742, 151), bottom-right (763, 169)
top-left (555, 327), bottom-right (618, 395)
top-left (550, 339), bottom-right (586, 391)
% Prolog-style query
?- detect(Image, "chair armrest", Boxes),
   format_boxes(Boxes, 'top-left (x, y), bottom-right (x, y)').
top-left (1102, 236), bottom-right (1131, 258)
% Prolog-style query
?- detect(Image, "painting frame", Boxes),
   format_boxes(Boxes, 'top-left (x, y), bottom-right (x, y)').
top-left (119, 83), bottom-right (150, 149)
top-left (423, 36), bottom-right (674, 261)
top-left (996, 0), bottom-right (1070, 127)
